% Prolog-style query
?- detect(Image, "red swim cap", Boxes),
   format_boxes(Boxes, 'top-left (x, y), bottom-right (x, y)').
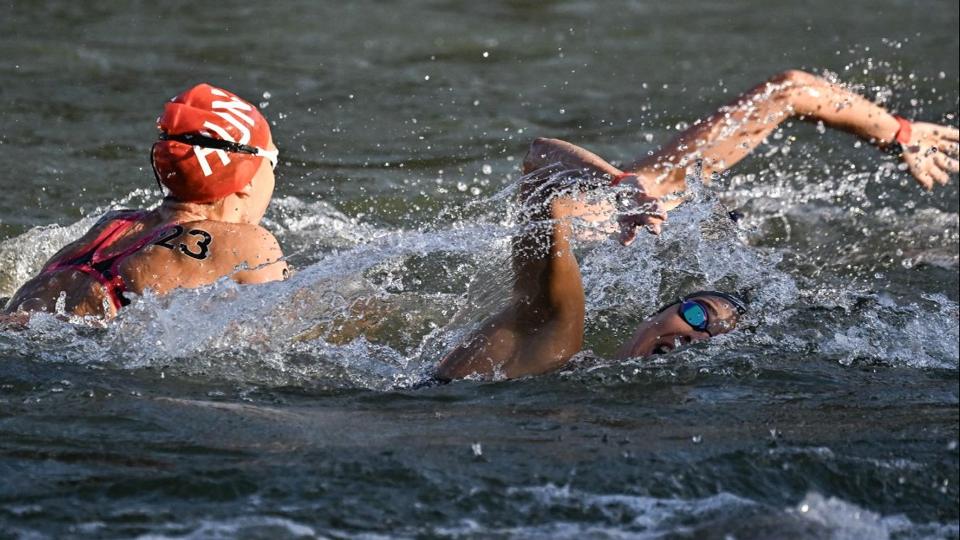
top-left (151, 84), bottom-right (273, 203)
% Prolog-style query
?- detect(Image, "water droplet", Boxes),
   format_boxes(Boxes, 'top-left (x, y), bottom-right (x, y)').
top-left (691, 434), bottom-right (703, 444)
top-left (471, 442), bottom-right (483, 457)
top-left (481, 164), bottom-right (492, 175)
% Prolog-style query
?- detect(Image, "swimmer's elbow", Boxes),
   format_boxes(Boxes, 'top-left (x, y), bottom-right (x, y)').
top-left (770, 69), bottom-right (816, 87)
top-left (523, 137), bottom-right (563, 174)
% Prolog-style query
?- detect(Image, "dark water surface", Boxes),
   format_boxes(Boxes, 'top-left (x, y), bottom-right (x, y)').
top-left (1, 1), bottom-right (958, 538)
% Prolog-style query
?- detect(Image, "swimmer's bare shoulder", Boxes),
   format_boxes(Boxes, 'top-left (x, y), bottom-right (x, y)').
top-left (190, 221), bottom-right (288, 284)
top-left (133, 220), bottom-right (288, 291)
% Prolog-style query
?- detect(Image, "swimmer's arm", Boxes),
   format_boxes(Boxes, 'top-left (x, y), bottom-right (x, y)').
top-left (230, 231), bottom-right (289, 285)
top-left (523, 137), bottom-right (623, 179)
top-left (435, 197), bottom-right (584, 381)
top-left (521, 139), bottom-right (667, 242)
top-left (626, 69), bottom-right (959, 192)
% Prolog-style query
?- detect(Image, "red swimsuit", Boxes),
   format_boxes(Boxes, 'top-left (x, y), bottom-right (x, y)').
top-left (40, 210), bottom-right (160, 311)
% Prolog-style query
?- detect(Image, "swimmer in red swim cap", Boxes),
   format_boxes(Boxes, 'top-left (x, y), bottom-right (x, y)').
top-left (5, 84), bottom-right (287, 318)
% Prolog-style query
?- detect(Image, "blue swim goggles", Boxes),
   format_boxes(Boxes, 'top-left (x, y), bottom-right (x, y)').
top-left (662, 291), bottom-right (748, 337)
top-left (679, 299), bottom-right (712, 335)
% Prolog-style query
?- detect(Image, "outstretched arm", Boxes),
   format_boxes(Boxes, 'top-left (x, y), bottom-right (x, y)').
top-left (626, 69), bottom-right (959, 193)
top-left (435, 180), bottom-right (585, 380)
top-left (526, 69), bottom-right (958, 209)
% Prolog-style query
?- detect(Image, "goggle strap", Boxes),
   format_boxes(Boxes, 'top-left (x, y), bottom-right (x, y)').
top-left (159, 132), bottom-right (277, 167)
top-left (684, 290), bottom-right (748, 315)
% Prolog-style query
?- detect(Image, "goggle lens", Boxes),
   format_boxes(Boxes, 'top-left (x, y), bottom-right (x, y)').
top-left (680, 300), bottom-right (709, 332)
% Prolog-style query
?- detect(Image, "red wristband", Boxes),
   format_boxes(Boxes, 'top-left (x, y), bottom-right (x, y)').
top-left (611, 171), bottom-right (633, 186)
top-left (893, 116), bottom-right (912, 145)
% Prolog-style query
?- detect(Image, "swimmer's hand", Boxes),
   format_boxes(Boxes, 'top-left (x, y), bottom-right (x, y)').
top-left (900, 122), bottom-right (960, 190)
top-left (615, 174), bottom-right (667, 245)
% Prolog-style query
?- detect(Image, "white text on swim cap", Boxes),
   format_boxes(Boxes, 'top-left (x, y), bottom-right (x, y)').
top-left (194, 88), bottom-right (257, 177)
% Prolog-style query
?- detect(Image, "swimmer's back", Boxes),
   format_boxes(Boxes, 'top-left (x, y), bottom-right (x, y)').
top-left (5, 211), bottom-right (286, 317)
top-left (121, 218), bottom-right (287, 294)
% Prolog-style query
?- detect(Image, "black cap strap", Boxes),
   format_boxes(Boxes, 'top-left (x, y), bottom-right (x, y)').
top-left (158, 132), bottom-right (263, 156)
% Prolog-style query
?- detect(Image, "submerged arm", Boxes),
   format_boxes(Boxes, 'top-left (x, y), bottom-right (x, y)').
top-left (435, 183), bottom-right (585, 381)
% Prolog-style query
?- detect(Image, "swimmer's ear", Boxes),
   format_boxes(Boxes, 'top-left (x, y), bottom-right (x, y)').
top-left (235, 180), bottom-right (254, 199)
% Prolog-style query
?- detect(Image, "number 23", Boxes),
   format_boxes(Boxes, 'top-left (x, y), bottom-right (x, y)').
top-left (154, 226), bottom-right (213, 260)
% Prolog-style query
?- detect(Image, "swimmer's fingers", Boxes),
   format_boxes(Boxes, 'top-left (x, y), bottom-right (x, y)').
top-left (939, 125), bottom-right (959, 142)
top-left (904, 152), bottom-right (933, 190)
top-left (617, 202), bottom-right (667, 245)
top-left (933, 152), bottom-right (959, 175)
top-left (938, 141), bottom-right (959, 158)
top-left (928, 166), bottom-right (949, 187)
top-left (901, 123), bottom-right (960, 189)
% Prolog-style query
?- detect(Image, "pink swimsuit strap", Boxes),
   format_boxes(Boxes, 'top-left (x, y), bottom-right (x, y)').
top-left (42, 210), bottom-right (160, 312)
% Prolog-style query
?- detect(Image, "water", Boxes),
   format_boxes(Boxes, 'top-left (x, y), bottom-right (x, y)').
top-left (1, 1), bottom-right (958, 538)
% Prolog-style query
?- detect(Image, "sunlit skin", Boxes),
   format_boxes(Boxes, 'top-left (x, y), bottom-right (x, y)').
top-left (520, 69), bottom-right (959, 241)
top-left (436, 69), bottom-right (958, 380)
top-left (3, 139), bottom-right (286, 319)
top-left (435, 186), bottom-right (744, 381)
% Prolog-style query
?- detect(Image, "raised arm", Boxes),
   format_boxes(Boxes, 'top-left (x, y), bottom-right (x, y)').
top-left (521, 138), bottom-right (667, 243)
top-left (434, 179), bottom-right (586, 380)
top-left (627, 69), bottom-right (959, 194)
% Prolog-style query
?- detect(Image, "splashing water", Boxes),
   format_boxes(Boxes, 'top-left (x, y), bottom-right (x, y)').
top-left (1, 169), bottom-right (955, 391)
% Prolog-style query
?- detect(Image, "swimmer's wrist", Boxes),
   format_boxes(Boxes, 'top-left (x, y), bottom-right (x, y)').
top-left (611, 171), bottom-right (634, 186)
top-left (878, 114), bottom-right (911, 149)
top-left (892, 116), bottom-right (912, 145)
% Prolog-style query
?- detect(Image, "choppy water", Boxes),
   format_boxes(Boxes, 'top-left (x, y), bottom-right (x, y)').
top-left (1, 1), bottom-right (958, 538)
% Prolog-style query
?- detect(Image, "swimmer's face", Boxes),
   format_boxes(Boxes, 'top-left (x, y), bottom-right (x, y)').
top-left (241, 139), bottom-right (278, 224)
top-left (619, 293), bottom-right (742, 358)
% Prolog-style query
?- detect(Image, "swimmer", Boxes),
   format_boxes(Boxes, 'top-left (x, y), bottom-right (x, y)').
top-left (520, 69), bottom-right (959, 241)
top-left (435, 68), bottom-right (960, 380)
top-left (3, 84), bottom-right (287, 319)
top-left (434, 173), bottom-right (745, 381)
